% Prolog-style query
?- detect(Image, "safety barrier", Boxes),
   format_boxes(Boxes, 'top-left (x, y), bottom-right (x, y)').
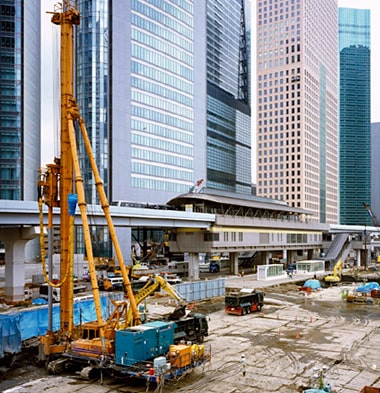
top-left (175, 277), bottom-right (226, 302)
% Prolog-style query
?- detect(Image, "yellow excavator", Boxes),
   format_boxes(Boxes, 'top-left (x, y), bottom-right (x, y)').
top-left (38, 1), bottom-right (139, 368)
top-left (324, 259), bottom-right (343, 284)
top-left (125, 274), bottom-right (187, 326)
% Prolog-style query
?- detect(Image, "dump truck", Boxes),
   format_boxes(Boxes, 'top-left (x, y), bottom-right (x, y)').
top-left (225, 287), bottom-right (264, 315)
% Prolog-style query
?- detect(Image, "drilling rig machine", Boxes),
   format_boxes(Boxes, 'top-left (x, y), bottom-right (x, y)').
top-left (38, 0), bottom-right (139, 372)
top-left (38, 2), bottom-right (211, 382)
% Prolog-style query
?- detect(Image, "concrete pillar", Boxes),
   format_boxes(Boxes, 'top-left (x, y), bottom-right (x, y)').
top-left (114, 227), bottom-right (132, 265)
top-left (359, 249), bottom-right (370, 268)
top-left (286, 250), bottom-right (295, 265)
top-left (1, 227), bottom-right (40, 303)
top-left (230, 252), bottom-right (239, 275)
top-left (262, 251), bottom-right (270, 265)
top-left (356, 250), bottom-right (361, 267)
top-left (188, 252), bottom-right (199, 280)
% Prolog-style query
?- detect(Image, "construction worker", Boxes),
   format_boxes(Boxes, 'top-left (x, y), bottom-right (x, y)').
top-left (241, 354), bottom-right (247, 377)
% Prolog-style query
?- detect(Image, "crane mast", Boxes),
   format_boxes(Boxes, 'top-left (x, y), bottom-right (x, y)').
top-left (51, 1), bottom-right (78, 337)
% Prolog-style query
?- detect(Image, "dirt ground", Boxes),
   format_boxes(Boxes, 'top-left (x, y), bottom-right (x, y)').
top-left (2, 280), bottom-right (380, 393)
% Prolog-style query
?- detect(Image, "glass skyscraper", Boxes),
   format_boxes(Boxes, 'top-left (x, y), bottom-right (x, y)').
top-left (206, 0), bottom-right (251, 193)
top-left (0, 1), bottom-right (40, 201)
top-left (75, 0), bottom-right (251, 206)
top-left (74, 0), bottom-right (250, 256)
top-left (338, 8), bottom-right (371, 225)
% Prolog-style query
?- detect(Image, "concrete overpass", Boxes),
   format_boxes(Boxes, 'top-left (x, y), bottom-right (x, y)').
top-left (0, 200), bottom-right (215, 228)
top-left (1, 192), bottom-right (378, 303)
top-left (0, 199), bottom-right (215, 303)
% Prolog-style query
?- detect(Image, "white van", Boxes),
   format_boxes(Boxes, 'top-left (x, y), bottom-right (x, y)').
top-left (108, 276), bottom-right (124, 290)
top-left (39, 282), bottom-right (87, 302)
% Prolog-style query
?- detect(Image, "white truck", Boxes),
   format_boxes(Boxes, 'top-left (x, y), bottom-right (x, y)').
top-left (39, 283), bottom-right (87, 302)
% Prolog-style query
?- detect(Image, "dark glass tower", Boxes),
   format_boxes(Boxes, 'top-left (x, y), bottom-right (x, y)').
top-left (206, 0), bottom-right (251, 193)
top-left (0, 1), bottom-right (40, 200)
top-left (339, 8), bottom-right (371, 225)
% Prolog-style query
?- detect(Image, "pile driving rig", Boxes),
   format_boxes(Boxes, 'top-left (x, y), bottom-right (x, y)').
top-left (38, 1), bottom-right (210, 382)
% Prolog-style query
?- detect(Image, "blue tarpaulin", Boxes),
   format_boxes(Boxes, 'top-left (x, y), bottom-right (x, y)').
top-left (356, 282), bottom-right (380, 293)
top-left (0, 314), bottom-right (22, 357)
top-left (0, 293), bottom-right (123, 358)
top-left (303, 279), bottom-right (322, 290)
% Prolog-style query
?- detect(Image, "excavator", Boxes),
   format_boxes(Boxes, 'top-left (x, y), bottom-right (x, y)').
top-left (125, 274), bottom-right (187, 325)
top-left (38, 2), bottom-right (210, 381)
top-left (324, 259), bottom-right (343, 284)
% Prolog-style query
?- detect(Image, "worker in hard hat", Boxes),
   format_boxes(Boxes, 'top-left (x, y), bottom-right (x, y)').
top-left (241, 354), bottom-right (247, 377)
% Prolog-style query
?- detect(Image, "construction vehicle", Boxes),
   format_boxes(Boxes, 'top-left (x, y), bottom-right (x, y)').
top-left (125, 274), bottom-right (209, 344)
top-left (38, 3), bottom-right (139, 366)
top-left (225, 287), bottom-right (264, 315)
top-left (324, 259), bottom-right (342, 284)
top-left (39, 282), bottom-right (87, 302)
top-left (37, 2), bottom-right (210, 382)
top-left (125, 274), bottom-right (186, 325)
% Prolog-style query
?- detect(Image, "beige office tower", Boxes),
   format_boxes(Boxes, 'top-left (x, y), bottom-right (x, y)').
top-left (255, 0), bottom-right (338, 223)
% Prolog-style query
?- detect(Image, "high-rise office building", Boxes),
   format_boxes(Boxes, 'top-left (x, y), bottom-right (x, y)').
top-left (371, 122), bottom-right (380, 225)
top-left (206, 0), bottom-right (251, 193)
top-left (76, 0), bottom-right (203, 206)
top-left (75, 0), bottom-right (250, 206)
top-left (255, 0), bottom-right (339, 223)
top-left (74, 0), bottom-right (250, 255)
top-left (338, 8), bottom-right (371, 226)
top-left (0, 1), bottom-right (40, 201)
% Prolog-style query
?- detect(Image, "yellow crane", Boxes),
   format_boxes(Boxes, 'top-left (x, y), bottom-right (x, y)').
top-left (38, 1), bottom-right (139, 363)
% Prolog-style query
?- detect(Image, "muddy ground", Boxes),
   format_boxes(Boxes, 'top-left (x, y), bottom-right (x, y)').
top-left (2, 280), bottom-right (380, 392)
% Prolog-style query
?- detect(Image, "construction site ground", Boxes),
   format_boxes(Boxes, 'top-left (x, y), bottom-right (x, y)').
top-left (2, 272), bottom-right (380, 393)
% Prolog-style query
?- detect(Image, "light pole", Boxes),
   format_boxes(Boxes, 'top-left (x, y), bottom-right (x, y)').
top-left (364, 225), bottom-right (368, 270)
